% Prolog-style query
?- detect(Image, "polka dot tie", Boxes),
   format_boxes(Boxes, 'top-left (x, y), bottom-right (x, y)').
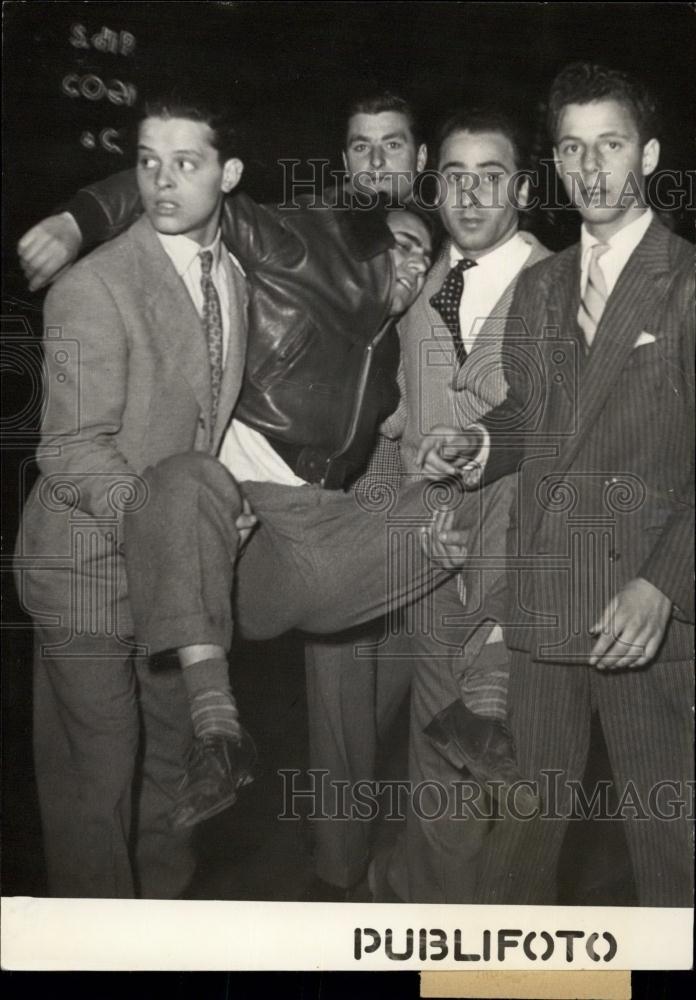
top-left (430, 257), bottom-right (477, 366)
top-left (200, 249), bottom-right (224, 429)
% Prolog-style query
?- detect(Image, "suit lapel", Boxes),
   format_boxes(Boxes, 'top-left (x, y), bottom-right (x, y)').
top-left (132, 216), bottom-right (213, 420)
top-left (542, 243), bottom-right (584, 407)
top-left (554, 219), bottom-right (674, 475)
top-left (453, 232), bottom-right (554, 391)
top-left (422, 250), bottom-right (456, 350)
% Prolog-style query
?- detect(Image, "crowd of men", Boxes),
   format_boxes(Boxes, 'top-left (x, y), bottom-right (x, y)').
top-left (16, 59), bottom-right (694, 907)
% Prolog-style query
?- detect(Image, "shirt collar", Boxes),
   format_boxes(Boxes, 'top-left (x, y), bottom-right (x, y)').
top-left (157, 229), bottom-right (223, 277)
top-left (580, 208), bottom-right (653, 257)
top-left (449, 229), bottom-right (525, 270)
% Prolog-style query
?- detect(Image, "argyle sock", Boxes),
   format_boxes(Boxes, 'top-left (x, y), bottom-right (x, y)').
top-left (181, 657), bottom-right (241, 740)
top-left (459, 643), bottom-right (509, 722)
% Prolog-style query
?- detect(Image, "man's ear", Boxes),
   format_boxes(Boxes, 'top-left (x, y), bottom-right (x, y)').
top-left (515, 173), bottom-right (531, 210)
top-left (642, 138), bottom-right (660, 177)
top-left (222, 158), bottom-right (244, 193)
top-left (341, 150), bottom-right (349, 174)
top-left (416, 143), bottom-right (427, 174)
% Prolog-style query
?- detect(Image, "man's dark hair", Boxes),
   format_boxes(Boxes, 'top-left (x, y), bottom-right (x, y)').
top-left (547, 62), bottom-right (660, 144)
top-left (139, 89), bottom-right (245, 163)
top-left (345, 90), bottom-right (423, 147)
top-left (435, 107), bottom-right (533, 174)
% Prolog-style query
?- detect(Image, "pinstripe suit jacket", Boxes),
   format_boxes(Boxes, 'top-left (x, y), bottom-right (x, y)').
top-left (17, 214), bottom-right (248, 637)
top-left (481, 218), bottom-right (695, 663)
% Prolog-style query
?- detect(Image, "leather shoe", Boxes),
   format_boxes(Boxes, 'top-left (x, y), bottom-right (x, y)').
top-left (423, 700), bottom-right (540, 813)
top-left (172, 729), bottom-right (258, 829)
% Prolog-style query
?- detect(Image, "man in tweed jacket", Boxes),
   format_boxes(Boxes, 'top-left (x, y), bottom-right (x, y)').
top-left (378, 108), bottom-right (551, 902)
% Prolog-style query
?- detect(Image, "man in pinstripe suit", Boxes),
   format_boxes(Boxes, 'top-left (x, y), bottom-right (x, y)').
top-left (420, 63), bottom-right (694, 906)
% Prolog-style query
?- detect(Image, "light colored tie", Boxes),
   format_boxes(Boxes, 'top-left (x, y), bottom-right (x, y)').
top-left (578, 242), bottom-right (609, 348)
top-left (199, 249), bottom-right (224, 427)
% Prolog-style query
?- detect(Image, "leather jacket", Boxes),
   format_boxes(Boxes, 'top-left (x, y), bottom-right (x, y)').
top-left (65, 173), bottom-right (399, 488)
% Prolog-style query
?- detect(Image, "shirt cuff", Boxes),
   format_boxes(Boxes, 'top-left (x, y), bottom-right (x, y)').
top-left (460, 423), bottom-right (489, 486)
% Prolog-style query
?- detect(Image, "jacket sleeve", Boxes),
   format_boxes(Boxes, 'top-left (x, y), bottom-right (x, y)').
top-left (379, 354), bottom-right (407, 439)
top-left (478, 267), bottom-right (537, 483)
top-left (220, 193), bottom-right (303, 271)
top-left (62, 169), bottom-right (143, 248)
top-left (637, 266), bottom-right (695, 620)
top-left (38, 264), bottom-right (139, 519)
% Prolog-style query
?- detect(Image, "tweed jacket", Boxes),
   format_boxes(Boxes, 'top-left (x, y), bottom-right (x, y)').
top-left (16, 214), bottom-right (248, 637)
top-left (383, 230), bottom-right (551, 630)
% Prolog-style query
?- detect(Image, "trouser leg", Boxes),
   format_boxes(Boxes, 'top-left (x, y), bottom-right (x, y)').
top-left (133, 655), bottom-right (197, 898)
top-left (238, 477), bottom-right (477, 640)
top-left (304, 621), bottom-right (413, 889)
top-left (304, 630), bottom-right (378, 888)
top-left (594, 660), bottom-right (694, 906)
top-left (32, 629), bottom-right (139, 898)
top-left (385, 579), bottom-right (495, 903)
top-left (475, 652), bottom-right (592, 904)
top-left (126, 457), bottom-right (471, 652)
top-left (124, 453), bottom-right (243, 655)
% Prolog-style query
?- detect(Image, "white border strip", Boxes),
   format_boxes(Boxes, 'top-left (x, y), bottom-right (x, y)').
top-left (2, 898), bottom-right (692, 971)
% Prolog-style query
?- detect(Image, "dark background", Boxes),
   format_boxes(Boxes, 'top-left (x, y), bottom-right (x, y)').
top-left (3, 1), bottom-right (695, 245)
top-left (2, 0), bottom-right (695, 991)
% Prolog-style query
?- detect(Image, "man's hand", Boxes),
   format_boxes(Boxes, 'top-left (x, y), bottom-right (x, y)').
top-left (416, 424), bottom-right (484, 479)
top-left (420, 508), bottom-right (468, 570)
top-left (589, 577), bottom-right (672, 670)
top-left (18, 213), bottom-right (83, 291)
top-left (235, 498), bottom-right (257, 550)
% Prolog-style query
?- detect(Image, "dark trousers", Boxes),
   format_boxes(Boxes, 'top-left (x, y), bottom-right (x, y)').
top-left (384, 579), bottom-right (509, 903)
top-left (33, 628), bottom-right (195, 898)
top-left (304, 625), bottom-right (412, 888)
top-left (123, 453), bottom-right (471, 657)
top-left (474, 650), bottom-right (694, 906)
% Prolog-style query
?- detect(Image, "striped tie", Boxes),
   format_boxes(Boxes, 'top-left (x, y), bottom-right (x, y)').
top-left (200, 249), bottom-right (224, 428)
top-left (578, 242), bottom-right (609, 348)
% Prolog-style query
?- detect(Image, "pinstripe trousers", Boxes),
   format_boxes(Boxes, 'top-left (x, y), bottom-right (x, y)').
top-left (474, 651), bottom-right (694, 906)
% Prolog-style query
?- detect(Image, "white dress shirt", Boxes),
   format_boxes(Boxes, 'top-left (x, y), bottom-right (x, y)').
top-left (580, 208), bottom-right (653, 297)
top-left (158, 230), bottom-right (304, 485)
top-left (451, 231), bottom-right (532, 355)
top-left (157, 230), bottom-right (238, 363)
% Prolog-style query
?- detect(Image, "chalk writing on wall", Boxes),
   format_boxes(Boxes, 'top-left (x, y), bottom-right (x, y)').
top-left (63, 23), bottom-right (138, 155)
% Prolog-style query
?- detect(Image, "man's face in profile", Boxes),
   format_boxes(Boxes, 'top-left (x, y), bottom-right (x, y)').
top-left (137, 116), bottom-right (241, 246)
top-left (386, 209), bottom-right (432, 315)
